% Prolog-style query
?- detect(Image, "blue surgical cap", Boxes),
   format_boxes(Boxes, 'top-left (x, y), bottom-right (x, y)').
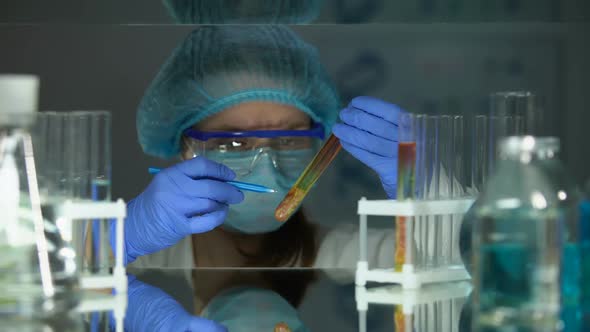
top-left (137, 26), bottom-right (340, 159)
top-left (202, 287), bottom-right (310, 332)
top-left (163, 0), bottom-right (323, 24)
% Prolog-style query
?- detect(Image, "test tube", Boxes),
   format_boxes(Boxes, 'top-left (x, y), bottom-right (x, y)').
top-left (490, 91), bottom-right (540, 135)
top-left (422, 116), bottom-right (440, 269)
top-left (395, 305), bottom-right (413, 332)
top-left (471, 115), bottom-right (524, 192)
top-left (273, 323), bottom-right (292, 332)
top-left (397, 114), bottom-right (466, 271)
top-left (395, 113), bottom-right (419, 272)
top-left (274, 134), bottom-right (341, 222)
top-left (68, 111), bottom-right (111, 272)
top-left (438, 116), bottom-right (465, 266)
top-left (35, 112), bottom-right (68, 198)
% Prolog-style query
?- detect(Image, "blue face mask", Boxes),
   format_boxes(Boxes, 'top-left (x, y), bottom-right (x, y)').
top-left (218, 149), bottom-right (313, 234)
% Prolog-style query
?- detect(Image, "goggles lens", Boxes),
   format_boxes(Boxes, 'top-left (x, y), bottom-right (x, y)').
top-left (183, 127), bottom-right (324, 180)
top-left (202, 136), bottom-right (316, 152)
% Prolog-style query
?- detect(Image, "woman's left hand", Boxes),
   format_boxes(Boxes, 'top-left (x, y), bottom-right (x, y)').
top-left (332, 96), bottom-right (401, 199)
top-left (117, 275), bottom-right (228, 332)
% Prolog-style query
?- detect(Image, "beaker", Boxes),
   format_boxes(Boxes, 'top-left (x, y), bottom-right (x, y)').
top-left (0, 112), bottom-right (79, 321)
top-left (33, 111), bottom-right (112, 272)
top-left (471, 114), bottom-right (525, 193)
top-left (490, 91), bottom-right (541, 135)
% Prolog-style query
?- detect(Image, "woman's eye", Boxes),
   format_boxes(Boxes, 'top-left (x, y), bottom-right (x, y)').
top-left (279, 138), bottom-right (294, 146)
top-left (279, 138), bottom-right (310, 149)
top-left (220, 139), bottom-right (252, 151)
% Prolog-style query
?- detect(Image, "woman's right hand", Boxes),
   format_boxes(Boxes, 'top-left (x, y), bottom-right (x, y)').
top-left (113, 157), bottom-right (244, 265)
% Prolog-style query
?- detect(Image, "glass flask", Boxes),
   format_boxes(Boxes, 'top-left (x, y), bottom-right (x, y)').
top-left (471, 136), bottom-right (578, 332)
top-left (460, 91), bottom-right (537, 274)
top-left (0, 112), bottom-right (79, 324)
top-left (459, 114), bottom-right (525, 273)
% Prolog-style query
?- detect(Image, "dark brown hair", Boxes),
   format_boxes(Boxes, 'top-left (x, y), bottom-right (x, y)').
top-left (191, 211), bottom-right (318, 309)
top-left (238, 209), bottom-right (318, 268)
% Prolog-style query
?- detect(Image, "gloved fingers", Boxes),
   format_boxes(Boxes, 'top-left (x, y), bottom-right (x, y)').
top-left (378, 174), bottom-right (398, 199)
top-left (186, 317), bottom-right (228, 332)
top-left (173, 156), bottom-right (236, 181)
top-left (194, 179), bottom-right (244, 204)
top-left (166, 195), bottom-right (228, 216)
top-left (349, 96), bottom-right (403, 124)
top-left (339, 140), bottom-right (395, 169)
top-left (340, 141), bottom-right (398, 198)
top-left (339, 107), bottom-right (398, 141)
top-left (187, 207), bottom-right (229, 233)
top-left (332, 123), bottom-right (397, 158)
top-left (183, 198), bottom-right (228, 217)
top-left (167, 176), bottom-right (244, 204)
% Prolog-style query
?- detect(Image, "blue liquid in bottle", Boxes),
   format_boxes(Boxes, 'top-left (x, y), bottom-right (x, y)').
top-left (561, 242), bottom-right (581, 332)
top-left (471, 137), bottom-right (578, 332)
top-left (580, 200), bottom-right (590, 330)
top-left (475, 209), bottom-right (562, 331)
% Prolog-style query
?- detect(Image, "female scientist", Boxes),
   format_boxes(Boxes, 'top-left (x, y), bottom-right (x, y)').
top-left (114, 25), bottom-right (400, 271)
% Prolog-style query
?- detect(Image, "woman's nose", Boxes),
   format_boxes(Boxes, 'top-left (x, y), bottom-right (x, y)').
top-left (250, 146), bottom-right (280, 170)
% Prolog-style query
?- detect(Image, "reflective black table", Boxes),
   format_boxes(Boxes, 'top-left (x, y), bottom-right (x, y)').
top-left (81, 268), bottom-right (472, 332)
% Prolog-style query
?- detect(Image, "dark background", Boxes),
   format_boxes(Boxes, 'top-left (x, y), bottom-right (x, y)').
top-left (1, 2), bottom-right (589, 227)
top-left (1, 0), bottom-right (589, 23)
top-left (1, 3), bottom-right (589, 332)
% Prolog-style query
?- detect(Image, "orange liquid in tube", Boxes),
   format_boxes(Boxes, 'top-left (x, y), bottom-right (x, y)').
top-left (275, 134), bottom-right (341, 222)
top-left (394, 142), bottom-right (416, 271)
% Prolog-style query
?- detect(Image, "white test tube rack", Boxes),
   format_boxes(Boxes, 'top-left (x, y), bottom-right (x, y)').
top-left (355, 197), bottom-right (474, 289)
top-left (57, 199), bottom-right (127, 332)
top-left (355, 281), bottom-right (472, 332)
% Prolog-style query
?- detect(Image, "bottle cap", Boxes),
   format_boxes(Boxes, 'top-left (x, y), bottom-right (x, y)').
top-left (0, 74), bottom-right (39, 126)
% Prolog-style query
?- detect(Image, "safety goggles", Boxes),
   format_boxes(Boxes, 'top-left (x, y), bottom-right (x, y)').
top-left (182, 123), bottom-right (325, 178)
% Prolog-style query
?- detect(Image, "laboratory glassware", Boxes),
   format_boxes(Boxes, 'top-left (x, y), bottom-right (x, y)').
top-left (490, 91), bottom-right (542, 135)
top-left (0, 111), bottom-right (79, 322)
top-left (460, 114), bottom-right (525, 273)
top-left (471, 136), bottom-right (577, 332)
top-left (275, 134), bottom-right (341, 222)
top-left (33, 111), bottom-right (112, 272)
top-left (395, 113), bottom-right (467, 272)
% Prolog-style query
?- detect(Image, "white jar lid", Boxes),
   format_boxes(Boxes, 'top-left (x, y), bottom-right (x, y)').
top-left (0, 74), bottom-right (40, 114)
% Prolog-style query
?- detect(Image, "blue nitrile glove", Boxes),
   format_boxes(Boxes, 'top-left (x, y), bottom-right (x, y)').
top-left (114, 275), bottom-right (227, 332)
top-left (332, 96), bottom-right (401, 199)
top-left (111, 157), bottom-right (244, 265)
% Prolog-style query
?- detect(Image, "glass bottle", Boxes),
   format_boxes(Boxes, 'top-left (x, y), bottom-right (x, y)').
top-left (471, 136), bottom-right (578, 332)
